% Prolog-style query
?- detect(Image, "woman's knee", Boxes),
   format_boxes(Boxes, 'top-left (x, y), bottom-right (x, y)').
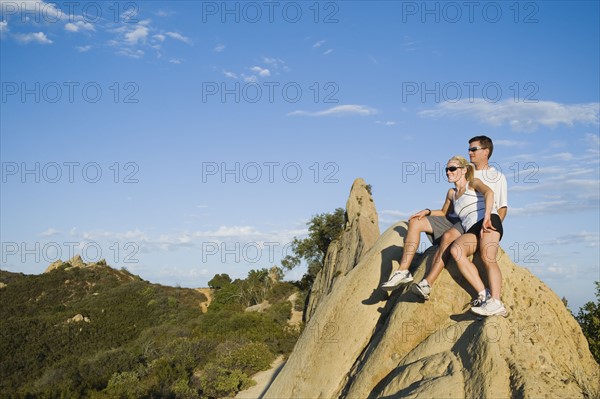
top-left (408, 217), bottom-right (426, 233)
top-left (449, 242), bottom-right (463, 261)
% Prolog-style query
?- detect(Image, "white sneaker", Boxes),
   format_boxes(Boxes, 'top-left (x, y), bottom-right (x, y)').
top-left (381, 270), bottom-right (413, 290)
top-left (471, 298), bottom-right (508, 317)
top-left (411, 279), bottom-right (431, 300)
top-left (470, 288), bottom-right (491, 307)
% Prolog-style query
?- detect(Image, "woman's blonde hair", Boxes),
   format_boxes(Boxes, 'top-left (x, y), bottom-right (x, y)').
top-left (448, 155), bottom-right (474, 182)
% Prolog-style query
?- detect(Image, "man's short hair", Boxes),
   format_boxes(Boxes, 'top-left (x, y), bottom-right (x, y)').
top-left (469, 135), bottom-right (494, 158)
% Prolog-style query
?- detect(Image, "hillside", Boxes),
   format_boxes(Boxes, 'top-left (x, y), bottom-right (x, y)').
top-left (0, 258), bottom-right (300, 398)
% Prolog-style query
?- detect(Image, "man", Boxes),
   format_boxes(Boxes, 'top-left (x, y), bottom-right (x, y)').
top-left (383, 136), bottom-right (508, 316)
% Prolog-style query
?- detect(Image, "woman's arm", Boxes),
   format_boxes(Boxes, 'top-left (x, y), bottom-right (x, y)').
top-left (429, 189), bottom-right (454, 217)
top-left (409, 189), bottom-right (453, 220)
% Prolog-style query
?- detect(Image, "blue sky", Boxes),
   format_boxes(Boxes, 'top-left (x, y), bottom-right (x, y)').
top-left (1, 0), bottom-right (599, 311)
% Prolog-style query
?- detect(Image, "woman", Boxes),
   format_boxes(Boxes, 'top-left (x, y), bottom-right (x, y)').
top-left (445, 155), bottom-right (506, 317)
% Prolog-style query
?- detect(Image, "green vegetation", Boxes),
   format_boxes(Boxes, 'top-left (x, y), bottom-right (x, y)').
top-left (281, 207), bottom-right (346, 287)
top-left (576, 281), bottom-right (600, 364)
top-left (0, 263), bottom-right (301, 398)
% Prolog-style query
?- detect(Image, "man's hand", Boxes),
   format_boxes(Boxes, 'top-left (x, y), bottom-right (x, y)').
top-left (480, 216), bottom-right (497, 238)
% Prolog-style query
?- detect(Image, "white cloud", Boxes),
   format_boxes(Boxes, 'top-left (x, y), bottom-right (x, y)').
top-left (419, 99), bottom-right (600, 132)
top-left (0, 20), bottom-right (8, 33)
top-left (494, 139), bottom-right (528, 147)
top-left (214, 43), bottom-right (226, 52)
top-left (541, 232), bottom-right (600, 247)
top-left (153, 34), bottom-right (166, 42)
top-left (262, 57), bottom-right (289, 72)
top-left (59, 225), bottom-right (305, 254)
top-left (155, 9), bottom-right (175, 17)
top-left (323, 49), bottom-right (334, 55)
top-left (313, 39), bottom-right (326, 48)
top-left (544, 152), bottom-right (574, 161)
top-left (116, 47), bottom-right (144, 58)
top-left (249, 66), bottom-right (270, 77)
top-left (64, 23), bottom-right (78, 32)
top-left (124, 25), bottom-right (149, 45)
top-left (169, 58), bottom-right (182, 64)
top-left (165, 31), bottom-right (192, 45)
top-left (376, 120), bottom-right (396, 126)
top-left (287, 105), bottom-right (379, 117)
top-left (41, 228), bottom-right (61, 237)
top-left (75, 45), bottom-right (91, 52)
top-left (14, 32), bottom-right (53, 44)
top-left (223, 70), bottom-right (238, 79)
top-left (64, 21), bottom-right (95, 33)
top-left (509, 199), bottom-right (598, 216)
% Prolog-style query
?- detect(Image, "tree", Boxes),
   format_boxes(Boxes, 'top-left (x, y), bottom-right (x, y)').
top-left (208, 274), bottom-right (232, 289)
top-left (281, 208), bottom-right (345, 286)
top-left (576, 281), bottom-right (600, 363)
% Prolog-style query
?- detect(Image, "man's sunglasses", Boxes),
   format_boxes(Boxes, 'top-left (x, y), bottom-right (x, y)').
top-left (468, 146), bottom-right (486, 152)
top-left (445, 166), bottom-right (464, 172)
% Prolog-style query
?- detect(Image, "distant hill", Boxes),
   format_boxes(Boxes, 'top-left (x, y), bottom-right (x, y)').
top-left (0, 257), bottom-right (300, 398)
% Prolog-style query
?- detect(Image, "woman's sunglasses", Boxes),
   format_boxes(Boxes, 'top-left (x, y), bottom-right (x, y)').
top-left (445, 166), bottom-right (464, 173)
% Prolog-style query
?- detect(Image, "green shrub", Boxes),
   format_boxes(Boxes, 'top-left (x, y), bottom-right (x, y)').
top-left (197, 363), bottom-right (254, 399)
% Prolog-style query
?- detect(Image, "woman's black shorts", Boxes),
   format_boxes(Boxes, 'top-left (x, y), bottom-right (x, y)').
top-left (466, 214), bottom-right (503, 241)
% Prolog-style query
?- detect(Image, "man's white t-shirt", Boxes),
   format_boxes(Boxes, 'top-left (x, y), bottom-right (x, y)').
top-left (474, 167), bottom-right (508, 211)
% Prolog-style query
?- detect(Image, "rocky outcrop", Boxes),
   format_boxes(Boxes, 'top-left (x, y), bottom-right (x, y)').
top-left (264, 187), bottom-right (600, 398)
top-left (44, 255), bottom-right (107, 273)
top-left (67, 314), bottom-right (90, 323)
top-left (304, 178), bottom-right (380, 322)
top-left (245, 300), bottom-right (271, 313)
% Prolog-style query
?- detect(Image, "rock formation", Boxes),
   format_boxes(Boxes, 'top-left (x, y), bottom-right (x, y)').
top-left (263, 180), bottom-right (599, 399)
top-left (45, 255), bottom-right (107, 273)
top-left (304, 178), bottom-right (380, 322)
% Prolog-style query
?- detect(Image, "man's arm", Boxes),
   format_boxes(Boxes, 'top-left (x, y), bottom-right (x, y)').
top-left (498, 206), bottom-right (507, 222)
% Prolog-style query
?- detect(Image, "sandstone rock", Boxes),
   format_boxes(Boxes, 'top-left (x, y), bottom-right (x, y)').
top-left (263, 220), bottom-right (405, 399)
top-left (67, 314), bottom-right (90, 323)
top-left (44, 259), bottom-right (66, 273)
top-left (68, 255), bottom-right (86, 268)
top-left (245, 300), bottom-right (271, 313)
top-left (0, 282), bottom-right (6, 289)
top-left (304, 178), bottom-right (380, 322)
top-left (264, 219), bottom-right (600, 398)
top-left (44, 256), bottom-right (109, 273)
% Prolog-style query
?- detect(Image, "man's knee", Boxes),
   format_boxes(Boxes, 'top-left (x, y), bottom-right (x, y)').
top-left (480, 241), bottom-right (501, 264)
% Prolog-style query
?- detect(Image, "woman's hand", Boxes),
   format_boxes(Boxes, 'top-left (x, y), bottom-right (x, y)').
top-left (409, 209), bottom-right (430, 221)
